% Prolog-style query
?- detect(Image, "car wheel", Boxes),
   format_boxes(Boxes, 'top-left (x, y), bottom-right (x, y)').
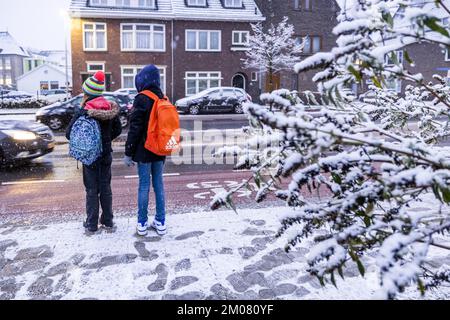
top-left (189, 105), bottom-right (200, 115)
top-left (48, 117), bottom-right (64, 131)
top-left (119, 114), bottom-right (129, 128)
top-left (234, 104), bottom-right (244, 114)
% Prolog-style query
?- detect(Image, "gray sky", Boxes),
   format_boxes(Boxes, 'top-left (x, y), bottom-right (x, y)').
top-left (0, 0), bottom-right (72, 51)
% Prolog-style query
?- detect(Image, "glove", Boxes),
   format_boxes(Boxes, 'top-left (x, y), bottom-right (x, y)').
top-left (124, 156), bottom-right (135, 167)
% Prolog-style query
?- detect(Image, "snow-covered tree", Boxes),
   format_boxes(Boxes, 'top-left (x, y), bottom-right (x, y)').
top-left (243, 16), bottom-right (303, 96)
top-left (213, 0), bottom-right (450, 299)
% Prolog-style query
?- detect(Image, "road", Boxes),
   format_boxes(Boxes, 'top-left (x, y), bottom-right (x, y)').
top-left (0, 114), bottom-right (287, 224)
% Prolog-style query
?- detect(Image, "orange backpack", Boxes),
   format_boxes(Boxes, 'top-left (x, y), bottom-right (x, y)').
top-left (141, 90), bottom-right (181, 156)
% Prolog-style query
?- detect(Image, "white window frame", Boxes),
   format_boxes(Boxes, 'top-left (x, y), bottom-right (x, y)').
top-left (232, 31), bottom-right (249, 46)
top-left (187, 0), bottom-right (207, 6)
top-left (120, 65), bottom-right (166, 93)
top-left (115, 0), bottom-right (131, 6)
top-left (90, 0), bottom-right (108, 6)
top-left (185, 30), bottom-right (221, 52)
top-left (138, 0), bottom-right (156, 8)
top-left (224, 0), bottom-right (242, 8)
top-left (385, 50), bottom-right (404, 65)
top-left (120, 23), bottom-right (166, 52)
top-left (386, 78), bottom-right (402, 93)
top-left (86, 62), bottom-right (106, 72)
top-left (251, 72), bottom-right (258, 82)
top-left (445, 48), bottom-right (450, 61)
top-left (83, 22), bottom-right (108, 51)
top-left (184, 71), bottom-right (222, 96)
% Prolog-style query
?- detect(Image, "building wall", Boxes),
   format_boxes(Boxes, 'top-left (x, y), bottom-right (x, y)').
top-left (16, 65), bottom-right (71, 94)
top-left (255, 0), bottom-right (340, 92)
top-left (71, 18), bottom-right (258, 101)
top-left (404, 42), bottom-right (450, 89)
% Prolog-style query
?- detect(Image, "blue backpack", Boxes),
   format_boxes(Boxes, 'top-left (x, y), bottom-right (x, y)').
top-left (69, 115), bottom-right (103, 166)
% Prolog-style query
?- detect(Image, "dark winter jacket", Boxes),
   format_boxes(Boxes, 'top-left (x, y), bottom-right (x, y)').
top-left (66, 96), bottom-right (122, 156)
top-left (125, 85), bottom-right (166, 163)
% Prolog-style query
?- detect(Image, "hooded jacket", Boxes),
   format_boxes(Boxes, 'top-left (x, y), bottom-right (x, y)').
top-left (66, 96), bottom-right (122, 157)
top-left (125, 84), bottom-right (166, 163)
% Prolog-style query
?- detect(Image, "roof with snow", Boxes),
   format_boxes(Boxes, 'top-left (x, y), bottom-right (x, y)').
top-left (0, 32), bottom-right (29, 57)
top-left (69, 0), bottom-right (264, 22)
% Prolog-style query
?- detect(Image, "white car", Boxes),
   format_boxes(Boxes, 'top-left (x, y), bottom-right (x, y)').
top-left (114, 88), bottom-right (138, 99)
top-left (40, 89), bottom-right (70, 104)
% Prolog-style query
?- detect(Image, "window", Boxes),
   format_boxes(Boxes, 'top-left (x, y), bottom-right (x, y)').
top-left (386, 78), bottom-right (402, 93)
top-left (445, 48), bottom-right (450, 61)
top-left (187, 0), bottom-right (207, 6)
top-left (4, 58), bottom-right (11, 70)
top-left (50, 81), bottom-right (59, 90)
top-left (224, 0), bottom-right (242, 8)
top-left (91, 0), bottom-right (107, 5)
top-left (232, 31), bottom-right (249, 46)
top-left (121, 66), bottom-right (166, 93)
top-left (186, 30), bottom-right (221, 51)
top-left (295, 0), bottom-right (312, 10)
top-left (185, 72), bottom-right (221, 95)
top-left (251, 72), bottom-right (258, 82)
top-left (83, 23), bottom-right (107, 51)
top-left (87, 62), bottom-right (105, 72)
top-left (298, 36), bottom-right (321, 54)
top-left (385, 50), bottom-right (403, 65)
top-left (115, 0), bottom-right (130, 6)
top-left (138, 0), bottom-right (155, 7)
top-left (121, 24), bottom-right (165, 51)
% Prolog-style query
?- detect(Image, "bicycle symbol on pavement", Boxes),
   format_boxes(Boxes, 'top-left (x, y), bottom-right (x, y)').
top-left (186, 180), bottom-right (256, 200)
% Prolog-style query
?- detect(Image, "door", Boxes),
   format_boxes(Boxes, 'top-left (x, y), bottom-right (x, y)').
top-left (208, 90), bottom-right (224, 112)
top-left (265, 73), bottom-right (281, 92)
top-left (232, 74), bottom-right (246, 91)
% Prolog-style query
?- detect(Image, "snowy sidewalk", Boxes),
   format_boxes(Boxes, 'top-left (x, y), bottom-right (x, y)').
top-left (0, 207), bottom-right (449, 300)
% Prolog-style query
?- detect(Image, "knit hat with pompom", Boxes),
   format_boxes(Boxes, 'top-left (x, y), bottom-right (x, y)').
top-left (82, 71), bottom-right (105, 97)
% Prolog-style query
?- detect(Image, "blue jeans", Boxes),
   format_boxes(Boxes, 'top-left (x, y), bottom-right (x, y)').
top-left (137, 161), bottom-right (166, 225)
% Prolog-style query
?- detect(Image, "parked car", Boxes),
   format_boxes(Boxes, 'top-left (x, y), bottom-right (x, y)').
top-left (0, 120), bottom-right (55, 164)
top-left (2, 91), bottom-right (34, 99)
top-left (175, 87), bottom-right (252, 115)
top-left (35, 92), bottom-right (133, 131)
top-left (114, 88), bottom-right (138, 99)
top-left (40, 89), bottom-right (70, 104)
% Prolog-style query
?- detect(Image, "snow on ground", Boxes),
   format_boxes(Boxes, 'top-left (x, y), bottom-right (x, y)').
top-left (0, 204), bottom-right (449, 300)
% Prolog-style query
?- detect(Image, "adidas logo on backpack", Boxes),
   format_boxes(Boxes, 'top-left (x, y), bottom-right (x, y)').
top-left (165, 136), bottom-right (179, 151)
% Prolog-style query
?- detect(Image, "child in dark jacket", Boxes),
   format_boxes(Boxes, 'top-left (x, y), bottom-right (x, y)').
top-left (124, 65), bottom-right (167, 237)
top-left (66, 71), bottom-right (122, 233)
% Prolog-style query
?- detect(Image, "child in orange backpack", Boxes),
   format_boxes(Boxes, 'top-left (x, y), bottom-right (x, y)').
top-left (124, 65), bottom-right (168, 236)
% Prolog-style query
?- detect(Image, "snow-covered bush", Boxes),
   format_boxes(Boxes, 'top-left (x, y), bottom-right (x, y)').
top-left (0, 97), bottom-right (48, 109)
top-left (212, 0), bottom-right (450, 299)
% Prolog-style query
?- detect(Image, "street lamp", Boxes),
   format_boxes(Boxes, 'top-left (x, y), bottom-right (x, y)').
top-left (60, 9), bottom-right (70, 100)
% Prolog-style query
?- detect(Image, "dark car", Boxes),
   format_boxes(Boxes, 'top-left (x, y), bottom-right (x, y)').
top-left (35, 92), bottom-right (133, 131)
top-left (0, 120), bottom-right (55, 164)
top-left (175, 87), bottom-right (252, 115)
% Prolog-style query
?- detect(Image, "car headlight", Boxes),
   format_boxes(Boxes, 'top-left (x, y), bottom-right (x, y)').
top-left (3, 130), bottom-right (37, 141)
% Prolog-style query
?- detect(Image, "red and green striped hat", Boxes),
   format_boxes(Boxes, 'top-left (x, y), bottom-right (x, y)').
top-left (82, 71), bottom-right (105, 96)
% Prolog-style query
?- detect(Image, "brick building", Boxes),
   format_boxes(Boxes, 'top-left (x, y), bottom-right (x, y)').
top-left (254, 0), bottom-right (340, 93)
top-left (69, 0), bottom-right (265, 101)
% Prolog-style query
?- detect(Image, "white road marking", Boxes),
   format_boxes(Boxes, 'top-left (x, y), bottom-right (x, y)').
top-left (1, 179), bottom-right (66, 186)
top-left (124, 173), bottom-right (181, 179)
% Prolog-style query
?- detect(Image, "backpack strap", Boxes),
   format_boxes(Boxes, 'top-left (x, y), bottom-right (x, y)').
top-left (141, 90), bottom-right (161, 102)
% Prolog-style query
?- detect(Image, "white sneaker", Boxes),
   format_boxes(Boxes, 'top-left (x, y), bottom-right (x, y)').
top-left (137, 221), bottom-right (149, 236)
top-left (151, 220), bottom-right (167, 236)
